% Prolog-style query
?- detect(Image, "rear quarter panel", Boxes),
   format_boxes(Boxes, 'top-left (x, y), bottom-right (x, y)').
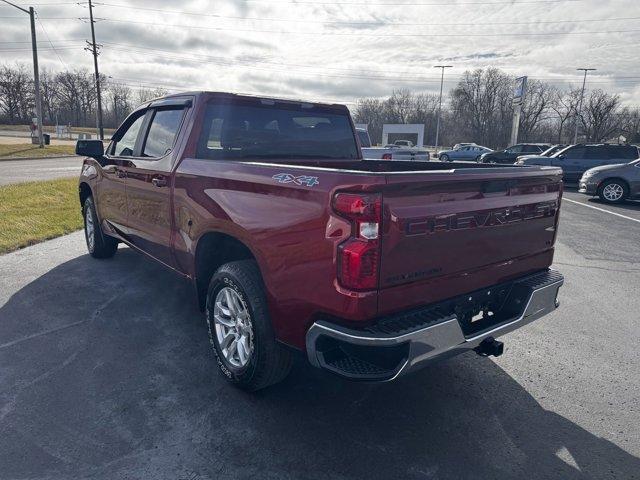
top-left (172, 159), bottom-right (385, 348)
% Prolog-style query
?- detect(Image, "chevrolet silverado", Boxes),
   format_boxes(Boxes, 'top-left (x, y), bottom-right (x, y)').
top-left (77, 92), bottom-right (564, 391)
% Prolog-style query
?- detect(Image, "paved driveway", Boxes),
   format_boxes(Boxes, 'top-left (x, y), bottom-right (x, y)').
top-left (0, 196), bottom-right (639, 479)
top-left (0, 156), bottom-right (82, 186)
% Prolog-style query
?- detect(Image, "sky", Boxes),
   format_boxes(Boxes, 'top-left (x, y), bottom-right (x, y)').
top-left (1, 0), bottom-right (639, 107)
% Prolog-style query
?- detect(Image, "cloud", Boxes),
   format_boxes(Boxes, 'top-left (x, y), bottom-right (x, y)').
top-left (0, 0), bottom-right (638, 105)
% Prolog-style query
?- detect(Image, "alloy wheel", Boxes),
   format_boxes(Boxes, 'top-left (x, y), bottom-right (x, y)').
top-left (85, 206), bottom-right (95, 251)
top-left (213, 287), bottom-right (254, 368)
top-left (602, 183), bottom-right (624, 202)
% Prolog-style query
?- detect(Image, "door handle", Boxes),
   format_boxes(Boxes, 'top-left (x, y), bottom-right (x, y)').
top-left (151, 176), bottom-right (167, 187)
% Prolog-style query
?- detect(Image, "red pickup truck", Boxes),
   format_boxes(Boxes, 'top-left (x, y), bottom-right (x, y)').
top-left (77, 92), bottom-right (564, 391)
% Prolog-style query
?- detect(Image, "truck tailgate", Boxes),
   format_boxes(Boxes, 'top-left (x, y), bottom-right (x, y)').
top-left (378, 167), bottom-right (562, 314)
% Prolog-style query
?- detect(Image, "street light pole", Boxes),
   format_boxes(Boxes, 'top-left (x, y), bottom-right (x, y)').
top-left (1, 0), bottom-right (44, 147)
top-left (574, 68), bottom-right (596, 144)
top-left (433, 65), bottom-right (452, 155)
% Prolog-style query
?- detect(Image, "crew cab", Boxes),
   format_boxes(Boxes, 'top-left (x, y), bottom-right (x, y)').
top-left (77, 92), bottom-right (564, 391)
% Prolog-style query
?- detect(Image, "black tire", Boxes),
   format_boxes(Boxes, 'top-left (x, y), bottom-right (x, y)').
top-left (83, 196), bottom-right (118, 258)
top-left (206, 260), bottom-right (292, 391)
top-left (597, 179), bottom-right (629, 204)
top-left (440, 154), bottom-right (449, 162)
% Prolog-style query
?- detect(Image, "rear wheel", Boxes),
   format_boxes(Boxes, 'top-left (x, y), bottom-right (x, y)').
top-left (206, 260), bottom-right (292, 391)
top-left (440, 154), bottom-right (449, 162)
top-left (83, 196), bottom-right (118, 258)
top-left (598, 179), bottom-right (628, 204)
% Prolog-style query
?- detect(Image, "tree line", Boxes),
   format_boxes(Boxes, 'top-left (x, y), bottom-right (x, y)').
top-left (354, 68), bottom-right (640, 148)
top-left (0, 63), bottom-right (167, 129)
top-left (2, 62), bottom-right (639, 147)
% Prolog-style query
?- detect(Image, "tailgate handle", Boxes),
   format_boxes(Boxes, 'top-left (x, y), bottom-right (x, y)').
top-left (482, 180), bottom-right (515, 195)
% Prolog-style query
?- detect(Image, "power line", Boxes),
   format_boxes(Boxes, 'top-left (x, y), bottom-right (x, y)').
top-left (35, 11), bottom-right (67, 67)
top-left (87, 17), bottom-right (640, 37)
top-left (91, 2), bottom-right (639, 27)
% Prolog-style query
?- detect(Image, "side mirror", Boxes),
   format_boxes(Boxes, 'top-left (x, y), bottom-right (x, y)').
top-left (556, 154), bottom-right (565, 160)
top-left (76, 139), bottom-right (104, 158)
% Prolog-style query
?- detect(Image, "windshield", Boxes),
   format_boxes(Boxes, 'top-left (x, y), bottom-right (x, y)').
top-left (551, 146), bottom-right (573, 158)
top-left (196, 99), bottom-right (358, 160)
top-left (542, 145), bottom-right (563, 156)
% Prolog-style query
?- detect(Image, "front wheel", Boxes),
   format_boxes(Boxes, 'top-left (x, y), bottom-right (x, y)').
top-left (440, 154), bottom-right (449, 162)
top-left (206, 260), bottom-right (292, 391)
top-left (598, 179), bottom-right (628, 204)
top-left (83, 196), bottom-right (118, 258)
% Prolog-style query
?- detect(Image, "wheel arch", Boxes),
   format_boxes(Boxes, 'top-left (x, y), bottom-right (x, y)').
top-left (79, 182), bottom-right (92, 213)
top-left (599, 177), bottom-right (630, 190)
top-left (193, 231), bottom-right (262, 311)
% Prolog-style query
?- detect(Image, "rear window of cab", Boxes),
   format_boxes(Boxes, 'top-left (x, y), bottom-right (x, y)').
top-left (195, 99), bottom-right (358, 161)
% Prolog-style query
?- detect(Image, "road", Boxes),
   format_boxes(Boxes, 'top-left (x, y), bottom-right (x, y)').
top-left (0, 156), bottom-right (82, 186)
top-left (0, 194), bottom-right (638, 479)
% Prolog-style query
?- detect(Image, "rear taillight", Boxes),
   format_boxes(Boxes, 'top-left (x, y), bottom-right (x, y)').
top-left (381, 153), bottom-right (392, 160)
top-left (333, 193), bottom-right (381, 290)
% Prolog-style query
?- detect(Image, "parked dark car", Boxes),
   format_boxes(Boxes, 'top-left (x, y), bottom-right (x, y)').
top-left (479, 143), bottom-right (551, 164)
top-left (517, 144), bottom-right (639, 183)
top-left (579, 158), bottom-right (640, 203)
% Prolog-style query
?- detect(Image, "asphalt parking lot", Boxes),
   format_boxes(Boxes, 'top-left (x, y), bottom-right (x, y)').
top-left (0, 189), bottom-right (638, 479)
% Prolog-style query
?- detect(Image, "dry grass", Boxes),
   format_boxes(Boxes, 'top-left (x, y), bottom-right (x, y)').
top-left (0, 143), bottom-right (76, 159)
top-left (0, 178), bottom-right (82, 254)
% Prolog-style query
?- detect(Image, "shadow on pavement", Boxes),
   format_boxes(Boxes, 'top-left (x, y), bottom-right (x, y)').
top-left (1, 248), bottom-right (638, 479)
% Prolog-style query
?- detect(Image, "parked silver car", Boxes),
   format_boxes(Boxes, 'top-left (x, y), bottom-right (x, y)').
top-left (439, 145), bottom-right (492, 162)
top-left (579, 159), bottom-right (640, 203)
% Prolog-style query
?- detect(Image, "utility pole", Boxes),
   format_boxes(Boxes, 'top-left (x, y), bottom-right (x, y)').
top-left (574, 68), bottom-right (596, 144)
top-left (1, 1), bottom-right (44, 147)
top-left (87, 0), bottom-right (104, 140)
top-left (433, 65), bottom-right (452, 155)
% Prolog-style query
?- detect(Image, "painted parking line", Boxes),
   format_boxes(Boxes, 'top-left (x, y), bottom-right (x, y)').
top-left (563, 198), bottom-right (640, 224)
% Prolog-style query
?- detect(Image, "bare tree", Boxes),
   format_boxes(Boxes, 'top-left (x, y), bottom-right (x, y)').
top-left (548, 88), bottom-right (580, 144)
top-left (450, 68), bottom-right (513, 148)
top-left (353, 97), bottom-right (385, 144)
top-left (581, 89), bottom-right (621, 142)
top-left (107, 82), bottom-right (134, 127)
top-left (385, 89), bottom-right (413, 124)
top-left (620, 107), bottom-right (640, 143)
top-left (135, 86), bottom-right (169, 106)
top-left (0, 63), bottom-right (33, 124)
top-left (519, 79), bottom-right (554, 142)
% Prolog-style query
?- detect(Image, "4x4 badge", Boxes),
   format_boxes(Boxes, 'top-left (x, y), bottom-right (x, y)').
top-left (272, 173), bottom-right (319, 187)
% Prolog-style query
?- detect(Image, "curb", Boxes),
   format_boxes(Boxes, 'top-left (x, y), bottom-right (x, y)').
top-left (0, 155), bottom-right (79, 162)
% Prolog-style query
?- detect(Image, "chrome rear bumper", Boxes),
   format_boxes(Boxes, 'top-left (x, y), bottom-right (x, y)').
top-left (306, 269), bottom-right (563, 381)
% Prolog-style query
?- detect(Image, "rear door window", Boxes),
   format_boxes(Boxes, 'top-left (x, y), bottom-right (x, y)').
top-left (142, 108), bottom-right (185, 158)
top-left (197, 100), bottom-right (358, 160)
top-left (609, 145), bottom-right (639, 160)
